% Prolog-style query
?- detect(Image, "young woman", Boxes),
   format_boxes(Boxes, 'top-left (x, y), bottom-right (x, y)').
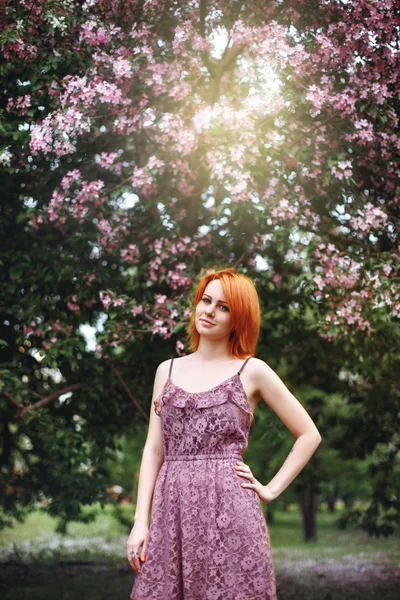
top-left (128, 267), bottom-right (322, 600)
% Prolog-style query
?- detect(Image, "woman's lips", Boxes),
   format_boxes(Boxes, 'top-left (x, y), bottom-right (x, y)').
top-left (200, 318), bottom-right (215, 326)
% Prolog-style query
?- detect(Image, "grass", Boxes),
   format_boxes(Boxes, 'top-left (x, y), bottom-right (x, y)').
top-left (0, 507), bottom-right (126, 564)
top-left (269, 511), bottom-right (400, 567)
top-left (0, 504), bottom-right (399, 600)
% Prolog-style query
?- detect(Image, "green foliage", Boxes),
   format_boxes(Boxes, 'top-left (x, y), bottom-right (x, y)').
top-left (0, 0), bottom-right (398, 541)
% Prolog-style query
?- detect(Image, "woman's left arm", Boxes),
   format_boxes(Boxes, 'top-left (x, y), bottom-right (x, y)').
top-left (236, 358), bottom-right (322, 501)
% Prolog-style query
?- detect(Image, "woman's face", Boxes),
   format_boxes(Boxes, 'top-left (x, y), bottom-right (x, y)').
top-left (194, 279), bottom-right (232, 340)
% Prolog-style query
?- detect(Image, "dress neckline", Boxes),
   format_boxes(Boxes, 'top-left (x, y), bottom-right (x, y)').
top-left (167, 373), bottom-right (255, 416)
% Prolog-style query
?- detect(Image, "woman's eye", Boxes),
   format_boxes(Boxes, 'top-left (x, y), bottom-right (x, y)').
top-left (201, 297), bottom-right (228, 311)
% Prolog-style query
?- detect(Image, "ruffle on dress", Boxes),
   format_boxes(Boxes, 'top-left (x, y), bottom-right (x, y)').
top-left (154, 374), bottom-right (254, 426)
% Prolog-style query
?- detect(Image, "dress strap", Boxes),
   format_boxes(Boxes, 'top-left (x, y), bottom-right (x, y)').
top-left (238, 356), bottom-right (251, 375)
top-left (168, 358), bottom-right (175, 378)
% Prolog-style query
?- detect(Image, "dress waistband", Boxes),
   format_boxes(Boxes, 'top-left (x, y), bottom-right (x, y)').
top-left (164, 452), bottom-right (243, 461)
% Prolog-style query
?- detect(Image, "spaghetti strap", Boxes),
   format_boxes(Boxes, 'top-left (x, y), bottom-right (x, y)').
top-left (168, 358), bottom-right (175, 378)
top-left (238, 356), bottom-right (251, 375)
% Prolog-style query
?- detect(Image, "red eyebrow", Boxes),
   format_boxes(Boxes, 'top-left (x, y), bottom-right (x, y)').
top-left (203, 293), bottom-right (228, 304)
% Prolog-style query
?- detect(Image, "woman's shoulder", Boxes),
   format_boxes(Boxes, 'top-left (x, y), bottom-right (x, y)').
top-left (155, 355), bottom-right (190, 376)
top-left (245, 356), bottom-right (276, 380)
top-left (156, 355), bottom-right (272, 376)
top-left (155, 358), bottom-right (173, 376)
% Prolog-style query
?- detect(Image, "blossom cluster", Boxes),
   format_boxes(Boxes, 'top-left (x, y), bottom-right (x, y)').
top-left (312, 244), bottom-right (399, 338)
top-left (3, 0), bottom-right (398, 346)
top-left (147, 235), bottom-right (211, 288)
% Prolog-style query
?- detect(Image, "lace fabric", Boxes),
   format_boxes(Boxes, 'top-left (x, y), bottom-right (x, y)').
top-left (131, 364), bottom-right (277, 600)
top-left (154, 373), bottom-right (254, 420)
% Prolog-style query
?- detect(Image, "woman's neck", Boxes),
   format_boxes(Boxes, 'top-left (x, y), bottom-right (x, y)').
top-left (191, 338), bottom-right (234, 363)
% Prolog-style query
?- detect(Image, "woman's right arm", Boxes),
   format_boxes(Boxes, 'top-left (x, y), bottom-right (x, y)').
top-left (126, 359), bottom-right (170, 572)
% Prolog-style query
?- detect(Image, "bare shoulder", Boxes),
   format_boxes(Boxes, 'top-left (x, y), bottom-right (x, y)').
top-left (245, 357), bottom-right (283, 396)
top-left (151, 359), bottom-right (173, 405)
top-left (247, 357), bottom-right (275, 380)
top-left (168, 354), bottom-right (195, 369)
top-left (155, 358), bottom-right (173, 380)
top-left (174, 354), bottom-right (192, 362)
top-left (155, 355), bottom-right (191, 379)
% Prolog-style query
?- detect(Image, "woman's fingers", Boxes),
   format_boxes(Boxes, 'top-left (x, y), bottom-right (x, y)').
top-left (141, 539), bottom-right (147, 562)
top-left (234, 462), bottom-right (258, 487)
top-left (127, 525), bottom-right (149, 573)
top-left (127, 547), bottom-right (142, 573)
top-left (234, 462), bottom-right (253, 479)
top-left (234, 462), bottom-right (275, 503)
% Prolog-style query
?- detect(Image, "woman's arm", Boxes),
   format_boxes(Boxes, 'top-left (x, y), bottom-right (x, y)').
top-left (251, 358), bottom-right (322, 498)
top-left (133, 359), bottom-right (170, 525)
top-left (127, 360), bottom-right (171, 572)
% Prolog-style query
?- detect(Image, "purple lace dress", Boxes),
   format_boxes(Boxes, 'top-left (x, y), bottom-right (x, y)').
top-left (130, 357), bottom-right (277, 600)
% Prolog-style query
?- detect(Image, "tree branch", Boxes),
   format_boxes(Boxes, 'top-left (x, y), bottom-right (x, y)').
top-left (1, 390), bottom-right (22, 410)
top-left (232, 247), bottom-right (250, 269)
top-left (111, 365), bottom-right (149, 422)
top-left (1, 383), bottom-right (87, 418)
top-left (200, 0), bottom-right (207, 37)
top-left (217, 43), bottom-right (246, 75)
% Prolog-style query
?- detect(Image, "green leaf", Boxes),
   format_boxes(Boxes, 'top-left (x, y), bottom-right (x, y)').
top-left (172, 322), bottom-right (186, 334)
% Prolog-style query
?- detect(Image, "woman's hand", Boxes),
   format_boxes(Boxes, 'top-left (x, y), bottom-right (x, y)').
top-left (126, 521), bottom-right (149, 574)
top-left (234, 460), bottom-right (278, 503)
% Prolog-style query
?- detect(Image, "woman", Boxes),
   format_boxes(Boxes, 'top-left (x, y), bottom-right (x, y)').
top-left (128, 267), bottom-right (322, 599)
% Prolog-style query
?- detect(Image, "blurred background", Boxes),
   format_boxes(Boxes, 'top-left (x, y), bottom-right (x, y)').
top-left (1, 0), bottom-right (399, 598)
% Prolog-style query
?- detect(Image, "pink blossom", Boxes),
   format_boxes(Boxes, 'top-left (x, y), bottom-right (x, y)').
top-left (66, 301), bottom-right (80, 313)
top-left (272, 273), bottom-right (282, 287)
top-left (147, 155), bottom-right (165, 170)
top-left (112, 298), bottom-right (126, 307)
top-left (383, 264), bottom-right (392, 276)
top-left (95, 81), bottom-right (123, 104)
top-left (61, 169), bottom-right (82, 190)
top-left (350, 202), bottom-right (388, 235)
top-left (99, 292), bottom-right (112, 309)
top-left (86, 274), bottom-right (97, 286)
top-left (99, 152), bottom-right (119, 168)
top-left (113, 57), bottom-right (131, 79)
top-left (176, 340), bottom-right (185, 356)
top-left (314, 275), bottom-right (326, 290)
top-left (79, 21), bottom-right (112, 45)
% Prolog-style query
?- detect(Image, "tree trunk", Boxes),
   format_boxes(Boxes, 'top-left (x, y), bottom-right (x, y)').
top-left (281, 497), bottom-right (289, 512)
top-left (297, 488), bottom-right (318, 541)
top-left (327, 494), bottom-right (336, 513)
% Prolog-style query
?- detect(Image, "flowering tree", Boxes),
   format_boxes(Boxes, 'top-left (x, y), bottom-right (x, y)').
top-left (1, 0), bottom-right (399, 535)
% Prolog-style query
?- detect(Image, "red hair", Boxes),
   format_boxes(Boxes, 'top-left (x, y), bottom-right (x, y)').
top-left (186, 268), bottom-right (261, 359)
